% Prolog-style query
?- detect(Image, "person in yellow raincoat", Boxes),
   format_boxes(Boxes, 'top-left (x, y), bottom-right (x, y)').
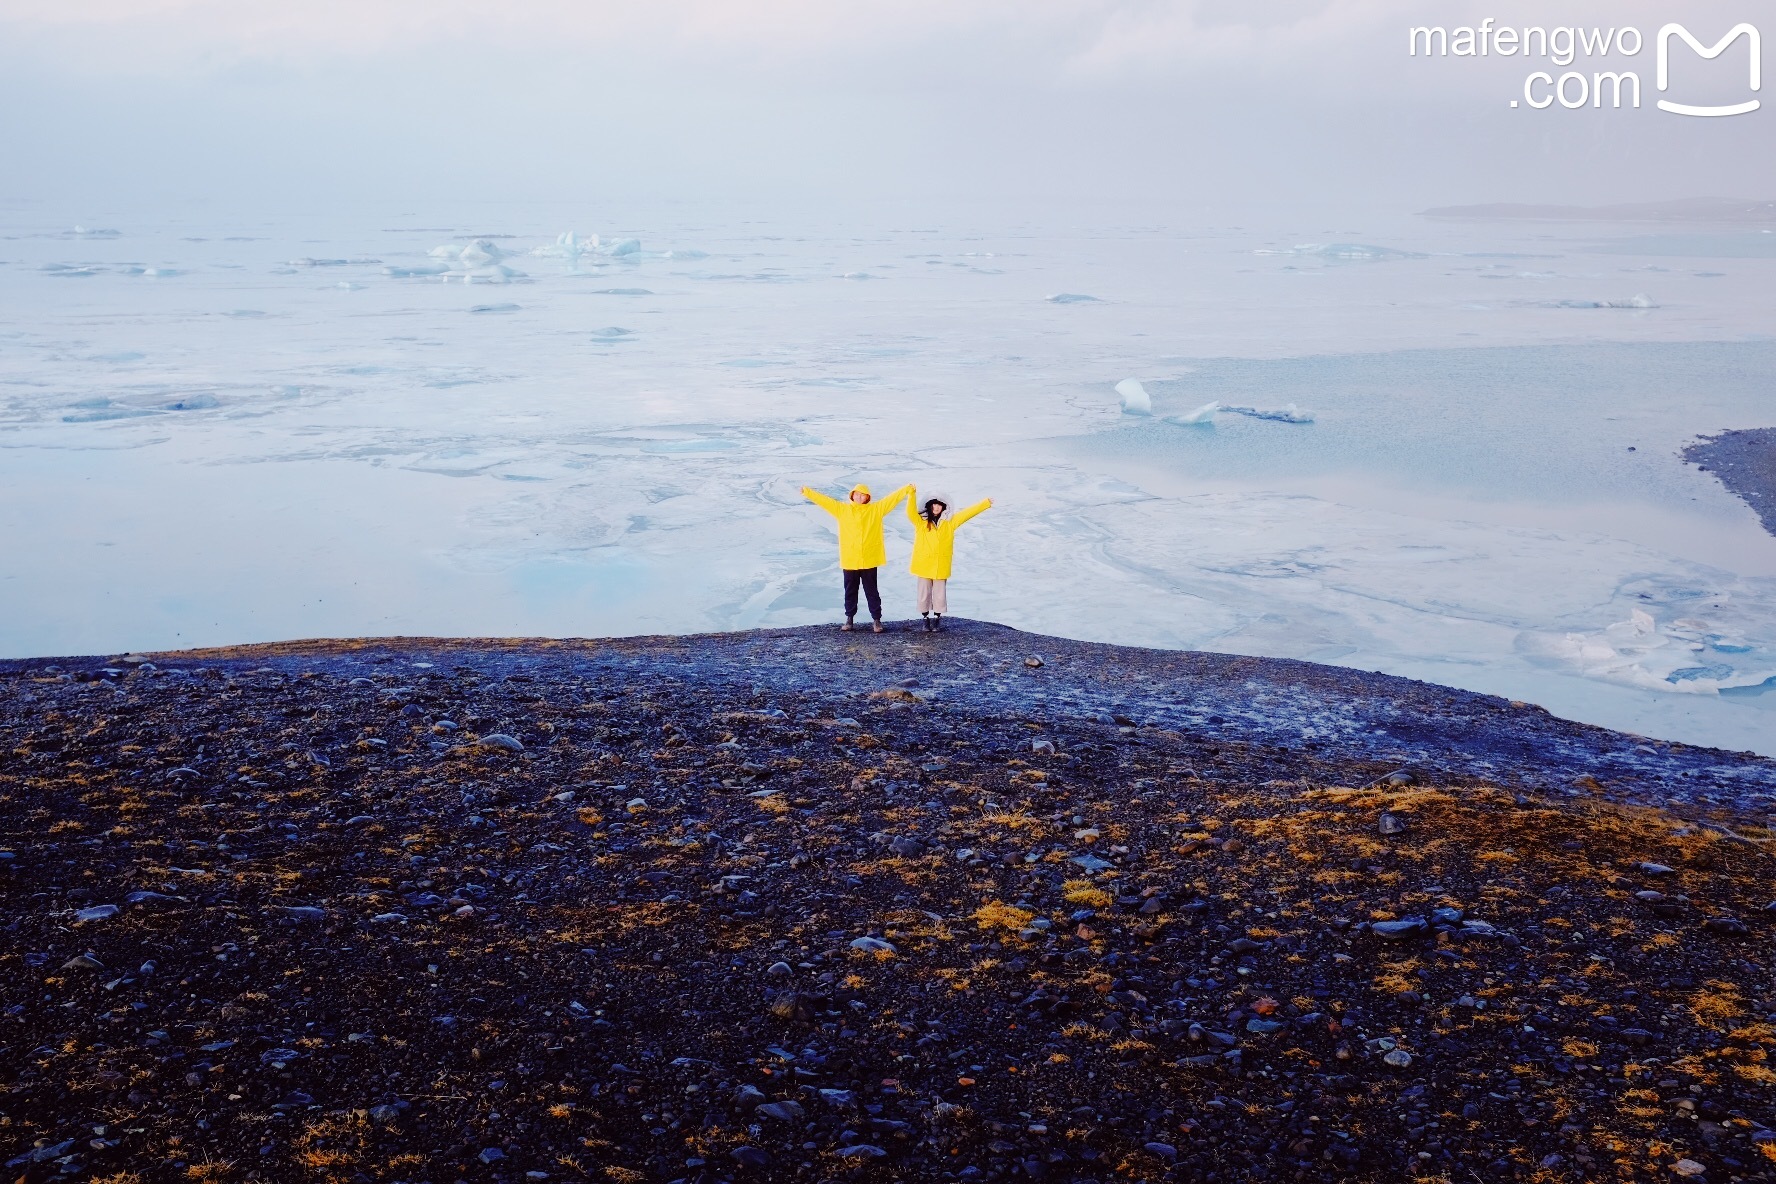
top-left (906, 490), bottom-right (992, 631)
top-left (801, 482), bottom-right (912, 632)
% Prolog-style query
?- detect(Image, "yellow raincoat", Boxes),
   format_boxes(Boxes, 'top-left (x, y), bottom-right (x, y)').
top-left (906, 495), bottom-right (991, 580)
top-left (802, 483), bottom-right (912, 569)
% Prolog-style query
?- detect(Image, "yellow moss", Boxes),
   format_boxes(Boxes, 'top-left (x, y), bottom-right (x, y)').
top-left (1062, 880), bottom-right (1112, 909)
top-left (973, 901), bottom-right (1034, 931)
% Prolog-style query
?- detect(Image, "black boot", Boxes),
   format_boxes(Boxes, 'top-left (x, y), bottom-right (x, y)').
top-left (921, 613), bottom-right (931, 632)
top-left (932, 615), bottom-right (943, 632)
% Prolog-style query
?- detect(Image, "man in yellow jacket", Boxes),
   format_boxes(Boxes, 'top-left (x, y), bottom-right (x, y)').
top-left (907, 491), bottom-right (992, 631)
top-left (801, 482), bottom-right (913, 632)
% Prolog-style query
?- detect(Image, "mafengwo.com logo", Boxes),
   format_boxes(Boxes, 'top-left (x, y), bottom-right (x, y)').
top-left (1407, 19), bottom-right (1761, 114)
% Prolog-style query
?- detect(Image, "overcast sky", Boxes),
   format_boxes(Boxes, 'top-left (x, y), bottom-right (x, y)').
top-left (1, 0), bottom-right (1769, 219)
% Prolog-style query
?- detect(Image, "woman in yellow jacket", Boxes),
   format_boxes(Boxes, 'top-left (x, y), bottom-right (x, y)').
top-left (801, 482), bottom-right (912, 632)
top-left (906, 490), bottom-right (992, 631)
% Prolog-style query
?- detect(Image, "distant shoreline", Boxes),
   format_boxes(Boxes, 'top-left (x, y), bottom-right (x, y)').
top-left (1685, 427), bottom-right (1776, 539)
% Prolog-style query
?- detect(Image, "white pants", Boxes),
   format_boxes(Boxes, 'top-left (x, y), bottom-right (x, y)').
top-left (916, 577), bottom-right (947, 613)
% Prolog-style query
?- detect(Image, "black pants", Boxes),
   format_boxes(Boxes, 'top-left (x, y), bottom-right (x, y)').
top-left (843, 567), bottom-right (882, 621)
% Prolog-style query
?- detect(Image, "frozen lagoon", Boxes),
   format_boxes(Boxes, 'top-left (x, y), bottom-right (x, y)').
top-left (2, 203), bottom-right (1774, 753)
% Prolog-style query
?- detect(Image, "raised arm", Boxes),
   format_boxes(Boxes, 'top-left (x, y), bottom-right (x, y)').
top-left (905, 487), bottom-right (922, 527)
top-left (879, 484), bottom-right (913, 515)
top-left (801, 485), bottom-right (843, 516)
top-left (949, 497), bottom-right (993, 529)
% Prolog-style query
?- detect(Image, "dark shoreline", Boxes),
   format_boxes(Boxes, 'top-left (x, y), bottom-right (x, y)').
top-left (2, 623), bottom-right (1772, 1182)
top-left (1685, 427), bottom-right (1776, 539)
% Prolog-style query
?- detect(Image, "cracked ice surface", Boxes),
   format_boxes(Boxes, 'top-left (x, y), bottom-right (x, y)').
top-left (1, 203), bottom-right (1774, 753)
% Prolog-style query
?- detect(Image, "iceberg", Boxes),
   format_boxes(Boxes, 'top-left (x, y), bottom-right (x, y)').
top-left (1165, 401), bottom-right (1221, 425)
top-left (1115, 379), bottom-right (1151, 416)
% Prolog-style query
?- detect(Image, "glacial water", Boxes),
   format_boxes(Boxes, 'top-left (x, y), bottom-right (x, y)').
top-left (2, 202), bottom-right (1773, 753)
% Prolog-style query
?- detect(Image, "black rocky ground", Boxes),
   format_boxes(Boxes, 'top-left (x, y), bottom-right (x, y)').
top-left (2, 622), bottom-right (1774, 1184)
top-left (1685, 427), bottom-right (1776, 539)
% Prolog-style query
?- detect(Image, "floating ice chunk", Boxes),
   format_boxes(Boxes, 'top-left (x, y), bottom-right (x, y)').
top-left (383, 262), bottom-right (450, 278)
top-left (468, 303), bottom-right (520, 314)
top-left (588, 327), bottom-right (632, 338)
top-left (1547, 294), bottom-right (1656, 309)
top-left (71, 225), bottom-right (121, 237)
top-left (1115, 379), bottom-right (1151, 416)
top-left (1256, 243), bottom-right (1426, 262)
top-left (40, 263), bottom-right (99, 277)
top-left (457, 240), bottom-right (507, 267)
top-left (589, 288), bottom-right (652, 296)
top-left (1047, 292), bottom-right (1100, 303)
top-left (661, 248), bottom-right (708, 259)
top-left (1165, 401), bottom-right (1221, 426)
top-left (603, 237), bottom-right (641, 257)
top-left (289, 257), bottom-right (352, 267)
top-left (841, 272), bottom-right (875, 280)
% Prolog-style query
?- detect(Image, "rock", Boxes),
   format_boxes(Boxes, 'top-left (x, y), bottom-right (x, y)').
top-left (888, 836), bottom-right (927, 858)
top-left (733, 1084), bottom-right (767, 1107)
top-left (769, 991), bottom-right (815, 1022)
top-left (1024, 656), bottom-right (1044, 668)
top-left (1382, 1049), bottom-right (1414, 1069)
top-left (1371, 918), bottom-right (1428, 939)
top-left (1671, 1159), bottom-right (1706, 1177)
top-left (818, 1088), bottom-right (855, 1106)
top-left (850, 936), bottom-right (896, 955)
top-left (1378, 811), bottom-right (1408, 836)
top-left (370, 912), bottom-right (408, 924)
top-left (1703, 916), bottom-right (1749, 937)
top-left (837, 1145), bottom-right (887, 1159)
top-left (478, 733), bottom-right (524, 752)
top-left (74, 904), bottom-right (119, 923)
top-left (1635, 890), bottom-right (1667, 903)
top-left (61, 953), bottom-right (105, 971)
top-left (1143, 1142), bottom-right (1178, 1160)
top-left (279, 905), bottom-right (326, 922)
top-left (765, 961), bottom-right (793, 978)
top-left (1376, 768), bottom-right (1417, 787)
top-left (1227, 938), bottom-right (1265, 954)
top-left (125, 890), bottom-right (181, 907)
top-left (756, 1100), bottom-right (804, 1121)
top-left (369, 1104), bottom-right (403, 1124)
top-left (1638, 862), bottom-right (1676, 876)
top-left (1031, 738), bottom-right (1055, 754)
top-left (1429, 906), bottom-right (1464, 925)
top-left (626, 797), bottom-right (648, 813)
top-left (730, 1146), bottom-right (771, 1168)
top-left (479, 1147), bottom-right (506, 1165)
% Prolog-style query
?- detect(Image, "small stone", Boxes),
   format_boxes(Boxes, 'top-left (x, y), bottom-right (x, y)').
top-left (733, 1084), bottom-right (767, 1107)
top-left (478, 733), bottom-right (524, 752)
top-left (1702, 916), bottom-right (1749, 937)
top-left (125, 890), bottom-right (181, 908)
top-left (850, 936), bottom-right (896, 955)
top-left (1024, 656), bottom-right (1044, 668)
top-left (1031, 738), bottom-right (1055, 754)
top-left (74, 904), bottom-right (120, 923)
top-left (756, 1100), bottom-right (804, 1121)
top-left (478, 1148), bottom-right (506, 1165)
top-left (1638, 862), bottom-right (1676, 876)
top-left (837, 1144), bottom-right (887, 1159)
top-left (1671, 1159), bottom-right (1706, 1178)
top-left (1378, 812), bottom-right (1408, 836)
top-left (1371, 918), bottom-right (1428, 939)
top-left (888, 836), bottom-right (926, 858)
top-left (1635, 890), bottom-right (1667, 903)
top-left (1143, 1142), bottom-right (1178, 1160)
top-left (61, 953), bottom-right (105, 971)
top-left (278, 905), bottom-right (326, 922)
top-left (1382, 1049), bottom-right (1413, 1069)
top-left (730, 1146), bottom-right (771, 1168)
top-left (765, 961), bottom-right (793, 978)
top-left (626, 797), bottom-right (648, 813)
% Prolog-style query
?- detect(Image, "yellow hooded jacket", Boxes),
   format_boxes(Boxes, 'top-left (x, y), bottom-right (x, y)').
top-left (906, 495), bottom-right (990, 581)
top-left (802, 483), bottom-right (912, 570)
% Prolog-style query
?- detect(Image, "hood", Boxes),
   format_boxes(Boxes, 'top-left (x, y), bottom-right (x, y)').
top-left (850, 483), bottom-right (872, 500)
top-left (920, 493), bottom-right (952, 519)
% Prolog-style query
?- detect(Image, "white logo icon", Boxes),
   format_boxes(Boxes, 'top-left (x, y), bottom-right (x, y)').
top-left (1657, 23), bottom-right (1761, 116)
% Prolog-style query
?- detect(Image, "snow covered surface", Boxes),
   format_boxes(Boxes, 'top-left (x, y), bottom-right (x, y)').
top-left (2, 202), bottom-right (1774, 753)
